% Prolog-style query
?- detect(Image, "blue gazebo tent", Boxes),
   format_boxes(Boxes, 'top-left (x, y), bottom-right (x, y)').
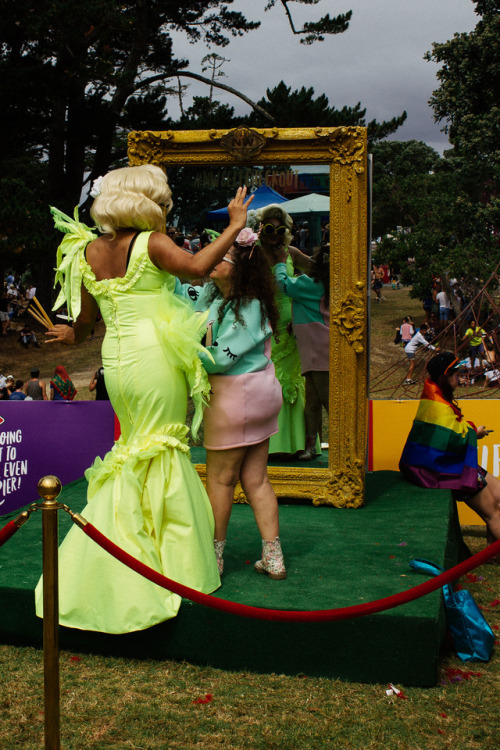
top-left (206, 184), bottom-right (288, 220)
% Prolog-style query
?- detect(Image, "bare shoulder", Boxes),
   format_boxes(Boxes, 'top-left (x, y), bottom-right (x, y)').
top-left (288, 245), bottom-right (307, 261)
top-left (147, 231), bottom-right (178, 268)
top-left (84, 235), bottom-right (111, 263)
top-left (86, 235), bottom-right (108, 252)
top-left (288, 245), bottom-right (312, 271)
top-left (147, 231), bottom-right (166, 252)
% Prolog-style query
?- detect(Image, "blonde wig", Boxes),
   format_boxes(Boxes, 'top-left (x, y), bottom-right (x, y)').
top-left (91, 165), bottom-right (173, 236)
top-left (253, 203), bottom-right (293, 248)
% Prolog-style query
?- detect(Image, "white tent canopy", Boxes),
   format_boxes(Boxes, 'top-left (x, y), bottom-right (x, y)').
top-left (283, 193), bottom-right (329, 253)
top-left (281, 193), bottom-right (329, 214)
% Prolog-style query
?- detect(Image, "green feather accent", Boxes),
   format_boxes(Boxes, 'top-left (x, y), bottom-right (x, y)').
top-left (50, 206), bottom-right (98, 320)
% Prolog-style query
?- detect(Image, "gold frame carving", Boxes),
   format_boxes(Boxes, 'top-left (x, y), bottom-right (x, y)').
top-left (128, 126), bottom-right (368, 507)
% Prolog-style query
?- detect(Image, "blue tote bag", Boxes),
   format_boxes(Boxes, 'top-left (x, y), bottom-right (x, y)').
top-left (410, 558), bottom-right (495, 663)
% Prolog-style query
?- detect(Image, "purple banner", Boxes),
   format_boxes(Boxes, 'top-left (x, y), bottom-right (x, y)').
top-left (0, 402), bottom-right (116, 516)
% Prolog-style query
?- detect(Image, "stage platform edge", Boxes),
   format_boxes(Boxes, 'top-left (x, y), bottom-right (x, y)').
top-left (0, 471), bottom-right (468, 687)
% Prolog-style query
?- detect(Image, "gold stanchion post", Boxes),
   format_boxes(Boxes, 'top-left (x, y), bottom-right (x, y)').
top-left (38, 475), bottom-right (62, 750)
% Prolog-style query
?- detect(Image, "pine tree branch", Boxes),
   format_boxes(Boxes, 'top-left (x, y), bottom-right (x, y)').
top-left (274, 1), bottom-right (352, 43)
top-left (134, 71), bottom-right (276, 123)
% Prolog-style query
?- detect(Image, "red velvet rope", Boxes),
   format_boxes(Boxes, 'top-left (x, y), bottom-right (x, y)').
top-left (82, 523), bottom-right (500, 623)
top-left (0, 521), bottom-right (19, 548)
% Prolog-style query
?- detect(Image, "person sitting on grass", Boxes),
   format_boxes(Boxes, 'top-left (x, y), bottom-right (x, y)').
top-left (25, 367), bottom-right (48, 400)
top-left (18, 323), bottom-right (40, 348)
top-left (9, 380), bottom-right (28, 400)
top-left (3, 376), bottom-right (15, 398)
top-left (49, 365), bottom-right (77, 401)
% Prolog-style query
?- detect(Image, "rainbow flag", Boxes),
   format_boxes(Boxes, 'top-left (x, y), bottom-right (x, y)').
top-left (399, 379), bottom-right (478, 492)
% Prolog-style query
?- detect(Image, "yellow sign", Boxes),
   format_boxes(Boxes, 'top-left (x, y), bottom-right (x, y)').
top-left (370, 399), bottom-right (500, 525)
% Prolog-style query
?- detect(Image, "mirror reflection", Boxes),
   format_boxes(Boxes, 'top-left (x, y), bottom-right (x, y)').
top-left (165, 164), bottom-right (330, 471)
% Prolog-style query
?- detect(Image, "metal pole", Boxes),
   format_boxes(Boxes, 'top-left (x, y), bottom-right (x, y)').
top-left (38, 475), bottom-right (62, 750)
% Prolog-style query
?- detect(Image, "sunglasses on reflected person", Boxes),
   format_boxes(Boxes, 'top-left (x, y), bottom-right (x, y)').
top-left (261, 223), bottom-right (287, 237)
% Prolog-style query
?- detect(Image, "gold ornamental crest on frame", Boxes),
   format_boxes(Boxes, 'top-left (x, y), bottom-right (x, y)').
top-left (217, 126), bottom-right (267, 160)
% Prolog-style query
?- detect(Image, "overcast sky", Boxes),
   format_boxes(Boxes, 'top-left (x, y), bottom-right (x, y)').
top-left (169, 0), bottom-right (478, 153)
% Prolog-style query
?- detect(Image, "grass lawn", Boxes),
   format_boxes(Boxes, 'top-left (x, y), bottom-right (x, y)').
top-left (0, 529), bottom-right (498, 749)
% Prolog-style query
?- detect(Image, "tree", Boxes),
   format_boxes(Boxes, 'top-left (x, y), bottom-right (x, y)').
top-left (371, 140), bottom-right (441, 241)
top-left (241, 82), bottom-right (406, 144)
top-left (375, 1), bottom-right (500, 302)
top-left (0, 0), bottom-right (354, 297)
top-left (201, 53), bottom-right (230, 104)
top-left (267, 0), bottom-right (352, 44)
top-left (426, 0), bottom-right (500, 243)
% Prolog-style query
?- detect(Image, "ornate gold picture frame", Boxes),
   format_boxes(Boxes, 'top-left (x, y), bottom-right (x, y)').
top-left (128, 126), bottom-right (368, 507)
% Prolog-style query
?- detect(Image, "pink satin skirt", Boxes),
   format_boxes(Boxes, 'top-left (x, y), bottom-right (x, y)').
top-left (203, 362), bottom-right (282, 450)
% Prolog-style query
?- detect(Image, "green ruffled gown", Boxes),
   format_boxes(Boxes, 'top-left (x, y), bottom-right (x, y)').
top-left (269, 254), bottom-right (307, 454)
top-left (35, 230), bottom-right (220, 633)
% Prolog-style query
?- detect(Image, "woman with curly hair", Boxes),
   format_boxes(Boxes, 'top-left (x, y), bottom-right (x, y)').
top-left (194, 228), bottom-right (286, 579)
top-left (274, 244), bottom-right (330, 460)
top-left (252, 203), bottom-right (312, 456)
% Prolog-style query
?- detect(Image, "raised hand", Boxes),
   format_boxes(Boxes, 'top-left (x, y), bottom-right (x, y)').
top-left (227, 186), bottom-right (254, 230)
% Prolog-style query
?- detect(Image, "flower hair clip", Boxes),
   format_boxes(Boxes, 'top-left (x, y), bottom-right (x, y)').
top-left (90, 175), bottom-right (104, 198)
top-left (235, 227), bottom-right (259, 259)
top-left (235, 227), bottom-right (259, 247)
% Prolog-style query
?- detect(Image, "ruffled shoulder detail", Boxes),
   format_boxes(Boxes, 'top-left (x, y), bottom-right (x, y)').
top-left (80, 231), bottom-right (153, 298)
top-left (51, 206), bottom-right (98, 320)
top-left (153, 290), bottom-right (213, 440)
top-left (85, 424), bottom-right (191, 493)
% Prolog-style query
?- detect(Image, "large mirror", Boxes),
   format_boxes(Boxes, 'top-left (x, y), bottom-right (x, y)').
top-left (128, 127), bottom-right (368, 507)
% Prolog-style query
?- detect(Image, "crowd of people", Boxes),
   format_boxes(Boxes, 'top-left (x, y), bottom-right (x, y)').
top-left (394, 313), bottom-right (500, 389)
top-left (0, 365), bottom-right (111, 401)
top-left (388, 272), bottom-right (500, 389)
top-left (1, 275), bottom-right (38, 337)
top-left (0, 366), bottom-right (78, 401)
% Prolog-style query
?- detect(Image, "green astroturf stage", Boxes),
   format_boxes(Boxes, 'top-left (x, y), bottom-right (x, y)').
top-left (0, 471), bottom-right (467, 687)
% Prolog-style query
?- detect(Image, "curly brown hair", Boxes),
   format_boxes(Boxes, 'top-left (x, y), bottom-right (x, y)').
top-left (207, 243), bottom-right (279, 333)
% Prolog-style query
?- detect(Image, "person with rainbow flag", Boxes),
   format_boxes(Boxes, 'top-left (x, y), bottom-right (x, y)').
top-left (399, 352), bottom-right (500, 562)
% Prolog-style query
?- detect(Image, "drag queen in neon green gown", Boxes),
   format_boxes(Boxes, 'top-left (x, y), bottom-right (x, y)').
top-left (34, 165), bottom-right (253, 633)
